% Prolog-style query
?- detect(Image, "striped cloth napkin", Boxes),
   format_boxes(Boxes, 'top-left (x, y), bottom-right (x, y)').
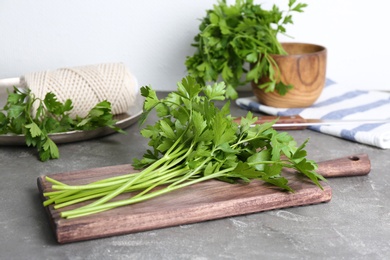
top-left (236, 79), bottom-right (390, 149)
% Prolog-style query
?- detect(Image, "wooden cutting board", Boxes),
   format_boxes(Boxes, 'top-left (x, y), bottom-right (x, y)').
top-left (37, 154), bottom-right (370, 244)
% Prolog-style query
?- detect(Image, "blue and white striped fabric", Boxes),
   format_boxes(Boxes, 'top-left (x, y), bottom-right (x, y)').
top-left (236, 79), bottom-right (390, 149)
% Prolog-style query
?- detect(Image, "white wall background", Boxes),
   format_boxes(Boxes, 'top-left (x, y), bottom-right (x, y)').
top-left (0, 0), bottom-right (389, 92)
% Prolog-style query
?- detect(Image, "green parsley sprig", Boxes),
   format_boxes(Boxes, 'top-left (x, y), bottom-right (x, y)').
top-left (185, 0), bottom-right (307, 98)
top-left (0, 87), bottom-right (124, 161)
top-left (43, 76), bottom-right (325, 219)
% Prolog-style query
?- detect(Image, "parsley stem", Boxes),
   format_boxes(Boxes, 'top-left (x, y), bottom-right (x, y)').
top-left (54, 169), bottom-right (189, 209)
top-left (61, 167), bottom-right (235, 219)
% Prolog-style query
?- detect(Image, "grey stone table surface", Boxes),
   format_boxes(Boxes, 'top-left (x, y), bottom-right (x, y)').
top-left (1, 91), bottom-right (389, 260)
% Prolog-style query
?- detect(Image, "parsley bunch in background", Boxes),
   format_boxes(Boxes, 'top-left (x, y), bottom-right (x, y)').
top-left (0, 87), bottom-right (122, 161)
top-left (185, 0), bottom-right (307, 98)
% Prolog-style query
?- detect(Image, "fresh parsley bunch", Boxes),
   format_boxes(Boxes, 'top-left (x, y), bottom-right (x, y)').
top-left (43, 76), bottom-right (325, 219)
top-left (185, 0), bottom-right (307, 98)
top-left (0, 87), bottom-right (123, 161)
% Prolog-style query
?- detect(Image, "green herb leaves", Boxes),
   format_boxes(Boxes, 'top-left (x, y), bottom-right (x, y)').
top-left (136, 76), bottom-right (324, 188)
top-left (43, 76), bottom-right (325, 218)
top-left (185, 0), bottom-right (307, 98)
top-left (0, 87), bottom-right (122, 161)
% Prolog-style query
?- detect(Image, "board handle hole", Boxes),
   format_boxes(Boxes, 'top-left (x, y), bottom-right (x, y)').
top-left (348, 156), bottom-right (360, 161)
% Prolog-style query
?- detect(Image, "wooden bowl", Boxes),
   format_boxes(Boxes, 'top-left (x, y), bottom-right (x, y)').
top-left (252, 42), bottom-right (327, 108)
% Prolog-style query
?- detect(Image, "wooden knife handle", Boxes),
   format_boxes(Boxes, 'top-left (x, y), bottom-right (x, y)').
top-left (316, 154), bottom-right (371, 178)
top-left (234, 115), bottom-right (307, 130)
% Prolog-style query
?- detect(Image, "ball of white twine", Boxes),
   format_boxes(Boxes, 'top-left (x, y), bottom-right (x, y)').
top-left (21, 63), bottom-right (139, 118)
